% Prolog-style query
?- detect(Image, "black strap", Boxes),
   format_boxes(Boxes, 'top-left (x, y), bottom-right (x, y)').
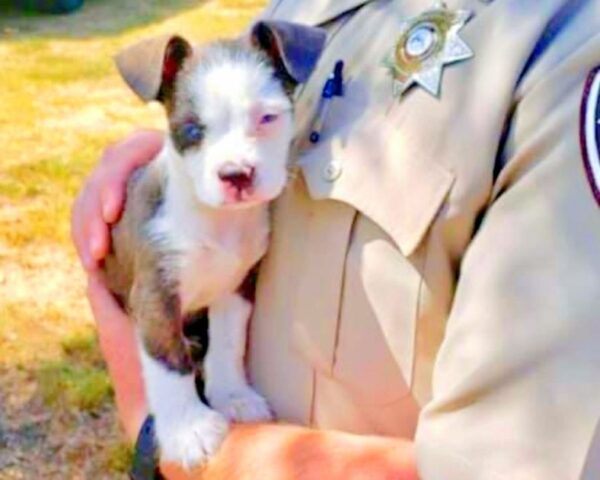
top-left (129, 415), bottom-right (164, 480)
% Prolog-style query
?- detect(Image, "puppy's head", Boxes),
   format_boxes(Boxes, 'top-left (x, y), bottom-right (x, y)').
top-left (115, 22), bottom-right (326, 208)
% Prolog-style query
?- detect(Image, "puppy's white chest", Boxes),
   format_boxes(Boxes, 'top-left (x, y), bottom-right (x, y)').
top-left (155, 208), bottom-right (269, 312)
top-left (178, 244), bottom-right (251, 312)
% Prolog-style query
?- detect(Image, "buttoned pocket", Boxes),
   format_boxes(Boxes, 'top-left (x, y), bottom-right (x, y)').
top-left (299, 104), bottom-right (455, 258)
top-left (292, 113), bottom-right (453, 405)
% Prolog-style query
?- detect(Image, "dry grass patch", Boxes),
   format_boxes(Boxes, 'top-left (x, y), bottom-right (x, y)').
top-left (0, 0), bottom-right (265, 476)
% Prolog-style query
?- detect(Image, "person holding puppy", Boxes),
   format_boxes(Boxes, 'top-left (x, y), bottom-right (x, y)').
top-left (72, 0), bottom-right (600, 479)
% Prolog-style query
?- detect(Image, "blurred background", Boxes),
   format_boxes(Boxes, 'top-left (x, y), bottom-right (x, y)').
top-left (0, 0), bottom-right (265, 477)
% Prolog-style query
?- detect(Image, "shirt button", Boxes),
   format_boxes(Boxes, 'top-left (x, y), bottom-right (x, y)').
top-left (323, 160), bottom-right (342, 181)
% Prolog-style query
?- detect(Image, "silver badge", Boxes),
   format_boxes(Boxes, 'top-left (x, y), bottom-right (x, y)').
top-left (384, 3), bottom-right (474, 99)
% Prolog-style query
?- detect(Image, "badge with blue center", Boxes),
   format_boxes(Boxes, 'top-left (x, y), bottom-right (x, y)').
top-left (384, 2), bottom-right (474, 99)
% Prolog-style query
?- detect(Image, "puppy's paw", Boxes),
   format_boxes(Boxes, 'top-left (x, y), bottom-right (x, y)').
top-left (156, 402), bottom-right (229, 469)
top-left (209, 386), bottom-right (273, 423)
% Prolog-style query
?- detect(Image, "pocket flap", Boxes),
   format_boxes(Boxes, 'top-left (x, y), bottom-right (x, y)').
top-left (298, 113), bottom-right (455, 257)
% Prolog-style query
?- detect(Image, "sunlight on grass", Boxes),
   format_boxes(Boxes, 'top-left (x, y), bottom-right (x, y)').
top-left (0, 3), bottom-right (266, 475)
top-left (0, 0), bottom-right (264, 251)
top-left (1, 4), bottom-right (265, 248)
top-left (0, 0), bottom-right (266, 366)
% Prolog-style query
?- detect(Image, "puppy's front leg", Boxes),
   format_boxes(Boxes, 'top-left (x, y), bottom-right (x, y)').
top-left (132, 278), bottom-right (228, 469)
top-left (204, 292), bottom-right (273, 422)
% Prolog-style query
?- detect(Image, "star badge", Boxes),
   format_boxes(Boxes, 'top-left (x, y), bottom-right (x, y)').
top-left (384, 2), bottom-right (474, 99)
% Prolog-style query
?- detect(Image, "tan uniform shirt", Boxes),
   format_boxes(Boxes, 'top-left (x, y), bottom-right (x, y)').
top-left (246, 1), bottom-right (600, 479)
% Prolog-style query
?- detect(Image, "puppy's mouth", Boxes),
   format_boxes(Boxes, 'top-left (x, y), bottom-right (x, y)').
top-left (219, 182), bottom-right (282, 208)
top-left (222, 184), bottom-right (257, 205)
top-left (217, 164), bottom-right (273, 206)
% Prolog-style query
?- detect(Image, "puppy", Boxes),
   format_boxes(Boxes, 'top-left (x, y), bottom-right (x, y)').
top-left (103, 21), bottom-right (326, 469)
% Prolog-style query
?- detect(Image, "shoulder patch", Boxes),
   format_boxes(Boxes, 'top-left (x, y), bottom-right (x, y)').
top-left (580, 66), bottom-right (600, 206)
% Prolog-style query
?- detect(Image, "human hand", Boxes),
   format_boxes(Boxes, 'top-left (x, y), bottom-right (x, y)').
top-left (71, 129), bottom-right (164, 272)
top-left (159, 423), bottom-right (419, 480)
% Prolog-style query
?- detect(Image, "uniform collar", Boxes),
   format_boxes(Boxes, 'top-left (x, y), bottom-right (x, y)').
top-left (267, 0), bottom-right (376, 26)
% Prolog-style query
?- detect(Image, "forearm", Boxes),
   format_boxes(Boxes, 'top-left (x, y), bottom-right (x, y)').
top-left (88, 274), bottom-right (148, 442)
top-left (100, 317), bottom-right (147, 443)
top-left (161, 423), bottom-right (419, 480)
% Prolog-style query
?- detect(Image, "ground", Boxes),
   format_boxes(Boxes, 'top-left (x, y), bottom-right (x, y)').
top-left (0, 0), bottom-right (264, 477)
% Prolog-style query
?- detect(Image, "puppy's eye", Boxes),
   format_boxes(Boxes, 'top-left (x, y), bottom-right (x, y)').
top-left (182, 122), bottom-right (204, 144)
top-left (260, 113), bottom-right (278, 125)
top-left (174, 120), bottom-right (205, 151)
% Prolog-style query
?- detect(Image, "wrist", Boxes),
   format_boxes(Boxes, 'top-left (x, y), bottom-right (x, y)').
top-left (99, 319), bottom-right (147, 442)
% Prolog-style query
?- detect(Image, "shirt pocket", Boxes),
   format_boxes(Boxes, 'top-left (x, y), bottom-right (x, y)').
top-left (582, 420), bottom-right (600, 480)
top-left (299, 100), bottom-right (455, 258)
top-left (294, 112), bottom-right (454, 405)
top-left (333, 213), bottom-right (425, 405)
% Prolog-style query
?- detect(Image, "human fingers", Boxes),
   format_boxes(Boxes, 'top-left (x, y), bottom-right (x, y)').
top-left (71, 176), bottom-right (108, 271)
top-left (87, 272), bottom-right (128, 328)
top-left (99, 129), bottom-right (164, 224)
top-left (71, 130), bottom-right (164, 271)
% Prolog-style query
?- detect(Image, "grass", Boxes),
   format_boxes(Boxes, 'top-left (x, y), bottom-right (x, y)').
top-left (0, 0), bottom-right (265, 476)
top-left (0, 0), bottom-right (266, 246)
top-left (37, 360), bottom-right (112, 410)
top-left (37, 333), bottom-right (112, 411)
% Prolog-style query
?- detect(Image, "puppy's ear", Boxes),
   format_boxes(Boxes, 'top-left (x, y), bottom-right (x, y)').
top-left (250, 21), bottom-right (327, 90)
top-left (114, 34), bottom-right (192, 103)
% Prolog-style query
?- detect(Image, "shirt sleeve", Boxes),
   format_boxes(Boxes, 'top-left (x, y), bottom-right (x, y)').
top-left (415, 8), bottom-right (600, 480)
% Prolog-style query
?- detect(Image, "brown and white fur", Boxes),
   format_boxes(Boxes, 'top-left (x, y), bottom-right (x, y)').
top-left (104, 22), bottom-right (325, 469)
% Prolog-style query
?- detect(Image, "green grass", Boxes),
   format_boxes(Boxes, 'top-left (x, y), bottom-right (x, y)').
top-left (103, 442), bottom-right (134, 473)
top-left (37, 361), bottom-right (113, 410)
top-left (36, 332), bottom-right (112, 411)
top-left (61, 331), bottom-right (106, 367)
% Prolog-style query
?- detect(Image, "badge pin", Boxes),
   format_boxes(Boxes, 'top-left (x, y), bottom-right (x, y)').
top-left (384, 2), bottom-right (474, 99)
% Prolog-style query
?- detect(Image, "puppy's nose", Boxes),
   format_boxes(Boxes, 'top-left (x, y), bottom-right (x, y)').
top-left (218, 163), bottom-right (255, 192)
